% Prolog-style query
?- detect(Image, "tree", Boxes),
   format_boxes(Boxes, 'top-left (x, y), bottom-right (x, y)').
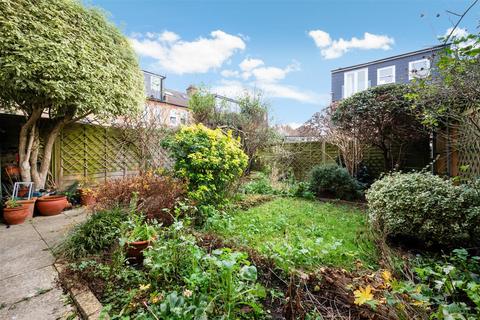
top-left (332, 84), bottom-right (426, 171)
top-left (0, 0), bottom-right (144, 189)
top-left (411, 33), bottom-right (480, 138)
top-left (189, 88), bottom-right (277, 172)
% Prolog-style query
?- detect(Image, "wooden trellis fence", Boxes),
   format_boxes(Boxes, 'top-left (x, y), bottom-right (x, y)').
top-left (54, 123), bottom-right (171, 188)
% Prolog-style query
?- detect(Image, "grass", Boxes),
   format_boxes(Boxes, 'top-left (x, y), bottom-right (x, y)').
top-left (206, 197), bottom-right (378, 271)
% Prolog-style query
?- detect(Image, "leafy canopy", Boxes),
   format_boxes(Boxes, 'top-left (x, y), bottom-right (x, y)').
top-left (0, 0), bottom-right (144, 118)
top-left (332, 84), bottom-right (426, 169)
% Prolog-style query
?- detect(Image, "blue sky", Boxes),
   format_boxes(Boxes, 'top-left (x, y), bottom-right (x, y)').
top-left (88, 0), bottom-right (479, 127)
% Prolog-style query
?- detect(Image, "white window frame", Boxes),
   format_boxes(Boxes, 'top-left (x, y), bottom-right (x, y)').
top-left (377, 65), bottom-right (396, 85)
top-left (408, 59), bottom-right (430, 80)
top-left (150, 75), bottom-right (161, 91)
top-left (343, 68), bottom-right (368, 98)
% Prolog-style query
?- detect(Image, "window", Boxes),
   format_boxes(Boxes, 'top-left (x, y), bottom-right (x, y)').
top-left (409, 59), bottom-right (430, 80)
top-left (343, 68), bottom-right (368, 98)
top-left (151, 75), bottom-right (161, 91)
top-left (180, 111), bottom-right (188, 124)
top-left (169, 110), bottom-right (177, 126)
top-left (377, 66), bottom-right (395, 85)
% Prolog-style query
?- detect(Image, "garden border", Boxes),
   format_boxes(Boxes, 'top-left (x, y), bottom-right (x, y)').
top-left (54, 263), bottom-right (106, 320)
top-left (317, 197), bottom-right (367, 209)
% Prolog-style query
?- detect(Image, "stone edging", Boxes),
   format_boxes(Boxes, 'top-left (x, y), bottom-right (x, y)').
top-left (317, 197), bottom-right (367, 209)
top-left (54, 263), bottom-right (107, 320)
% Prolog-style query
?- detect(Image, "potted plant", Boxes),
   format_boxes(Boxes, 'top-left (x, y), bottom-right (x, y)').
top-left (121, 213), bottom-right (158, 259)
top-left (16, 197), bottom-right (37, 219)
top-left (78, 176), bottom-right (97, 206)
top-left (3, 198), bottom-right (29, 225)
top-left (36, 195), bottom-right (67, 216)
top-left (79, 187), bottom-right (97, 206)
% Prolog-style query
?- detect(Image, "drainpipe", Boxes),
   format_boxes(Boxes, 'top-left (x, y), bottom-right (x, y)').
top-left (446, 115), bottom-right (451, 177)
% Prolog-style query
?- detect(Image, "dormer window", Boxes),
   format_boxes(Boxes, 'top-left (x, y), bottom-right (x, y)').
top-left (409, 59), bottom-right (430, 80)
top-left (151, 75), bottom-right (161, 91)
top-left (377, 66), bottom-right (395, 85)
top-left (344, 68), bottom-right (368, 98)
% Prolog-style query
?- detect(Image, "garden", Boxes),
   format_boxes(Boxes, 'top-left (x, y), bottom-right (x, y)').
top-left (54, 120), bottom-right (480, 320)
top-left (1, 1), bottom-right (480, 319)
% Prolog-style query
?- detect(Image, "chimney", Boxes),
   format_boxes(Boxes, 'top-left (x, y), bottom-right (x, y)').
top-left (186, 85), bottom-right (198, 97)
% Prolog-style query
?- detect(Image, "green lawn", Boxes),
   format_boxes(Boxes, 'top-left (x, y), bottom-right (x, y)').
top-left (206, 197), bottom-right (378, 271)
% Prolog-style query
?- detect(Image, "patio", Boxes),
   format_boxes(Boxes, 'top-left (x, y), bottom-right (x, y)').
top-left (0, 208), bottom-right (87, 320)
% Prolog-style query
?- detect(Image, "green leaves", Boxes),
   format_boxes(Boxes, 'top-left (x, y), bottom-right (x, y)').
top-left (164, 124), bottom-right (248, 206)
top-left (0, 0), bottom-right (144, 119)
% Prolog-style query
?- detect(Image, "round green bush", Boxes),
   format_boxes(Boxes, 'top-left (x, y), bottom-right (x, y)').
top-left (164, 124), bottom-right (248, 205)
top-left (366, 172), bottom-right (480, 247)
top-left (308, 164), bottom-right (362, 200)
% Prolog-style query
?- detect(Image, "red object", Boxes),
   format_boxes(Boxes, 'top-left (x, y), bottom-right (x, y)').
top-left (5, 165), bottom-right (20, 177)
top-left (126, 239), bottom-right (154, 259)
top-left (3, 205), bottom-right (29, 225)
top-left (36, 195), bottom-right (67, 216)
top-left (79, 189), bottom-right (96, 206)
top-left (17, 198), bottom-right (37, 219)
top-left (17, 187), bottom-right (29, 197)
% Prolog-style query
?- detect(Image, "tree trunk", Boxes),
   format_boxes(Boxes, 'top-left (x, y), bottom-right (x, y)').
top-left (18, 108), bottom-right (43, 183)
top-left (31, 121), bottom-right (66, 190)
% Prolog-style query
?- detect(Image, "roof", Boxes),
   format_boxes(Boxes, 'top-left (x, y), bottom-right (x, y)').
top-left (163, 88), bottom-right (189, 108)
top-left (331, 44), bottom-right (448, 74)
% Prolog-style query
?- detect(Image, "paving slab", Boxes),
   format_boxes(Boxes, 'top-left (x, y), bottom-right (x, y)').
top-left (0, 286), bottom-right (76, 320)
top-left (0, 265), bottom-right (57, 306)
top-left (0, 207), bottom-right (87, 319)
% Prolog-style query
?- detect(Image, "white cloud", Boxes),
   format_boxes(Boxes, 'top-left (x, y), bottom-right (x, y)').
top-left (220, 69), bottom-right (240, 78)
top-left (239, 58), bottom-right (264, 71)
top-left (442, 27), bottom-right (476, 49)
top-left (159, 30), bottom-right (180, 42)
top-left (216, 57), bottom-right (329, 104)
top-left (308, 30), bottom-right (331, 47)
top-left (308, 30), bottom-right (394, 59)
top-left (130, 30), bottom-right (246, 74)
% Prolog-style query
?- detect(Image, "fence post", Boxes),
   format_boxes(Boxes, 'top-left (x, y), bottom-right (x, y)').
top-left (322, 140), bottom-right (326, 164)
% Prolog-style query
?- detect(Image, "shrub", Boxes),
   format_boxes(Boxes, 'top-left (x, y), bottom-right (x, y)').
top-left (308, 164), bottom-right (363, 200)
top-left (367, 172), bottom-right (480, 247)
top-left (95, 172), bottom-right (186, 225)
top-left (56, 208), bottom-right (125, 259)
top-left (240, 173), bottom-right (276, 195)
top-left (163, 124), bottom-right (248, 205)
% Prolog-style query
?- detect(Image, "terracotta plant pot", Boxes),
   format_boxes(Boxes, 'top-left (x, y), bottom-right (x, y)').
top-left (126, 239), bottom-right (154, 259)
top-left (79, 190), bottom-right (96, 206)
top-left (17, 198), bottom-right (37, 219)
top-left (3, 205), bottom-right (29, 225)
top-left (36, 195), bottom-right (67, 216)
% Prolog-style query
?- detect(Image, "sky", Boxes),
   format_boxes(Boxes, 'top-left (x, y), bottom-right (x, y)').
top-left (87, 0), bottom-right (479, 127)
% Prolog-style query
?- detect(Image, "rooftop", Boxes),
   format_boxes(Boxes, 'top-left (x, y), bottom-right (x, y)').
top-left (331, 44), bottom-right (448, 74)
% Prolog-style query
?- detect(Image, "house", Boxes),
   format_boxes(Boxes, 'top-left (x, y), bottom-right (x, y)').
top-left (143, 71), bottom-right (190, 126)
top-left (331, 44), bottom-right (447, 102)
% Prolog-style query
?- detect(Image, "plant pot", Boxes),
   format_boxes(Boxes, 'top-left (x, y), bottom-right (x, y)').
top-left (79, 190), bottom-right (96, 206)
top-left (126, 239), bottom-right (154, 259)
top-left (17, 198), bottom-right (37, 220)
top-left (36, 195), bottom-right (67, 216)
top-left (3, 205), bottom-right (29, 225)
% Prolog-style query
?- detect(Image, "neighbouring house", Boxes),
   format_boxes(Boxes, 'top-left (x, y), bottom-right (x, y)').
top-left (329, 44), bottom-right (474, 177)
top-left (331, 44), bottom-right (447, 101)
top-left (143, 71), bottom-right (190, 127)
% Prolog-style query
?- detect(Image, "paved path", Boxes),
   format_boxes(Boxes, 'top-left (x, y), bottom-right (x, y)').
top-left (0, 207), bottom-right (88, 320)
